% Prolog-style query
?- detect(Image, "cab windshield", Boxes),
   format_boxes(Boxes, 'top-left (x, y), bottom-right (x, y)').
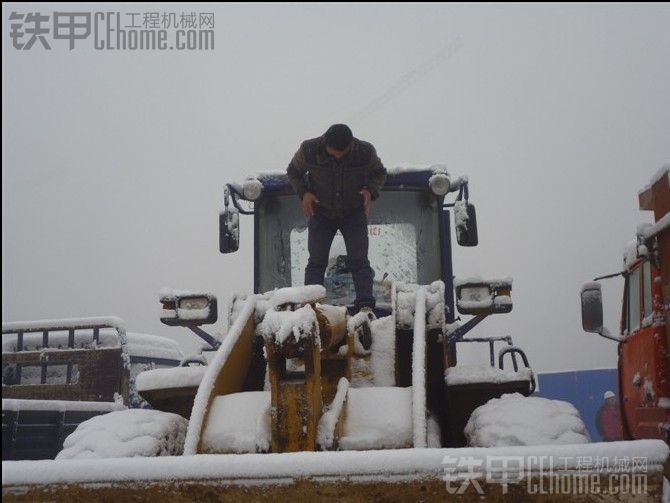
top-left (255, 190), bottom-right (443, 309)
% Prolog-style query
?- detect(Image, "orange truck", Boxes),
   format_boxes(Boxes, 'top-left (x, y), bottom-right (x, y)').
top-left (581, 165), bottom-right (670, 454)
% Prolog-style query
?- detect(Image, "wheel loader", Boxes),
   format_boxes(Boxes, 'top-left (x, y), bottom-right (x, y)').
top-left (3, 166), bottom-right (668, 501)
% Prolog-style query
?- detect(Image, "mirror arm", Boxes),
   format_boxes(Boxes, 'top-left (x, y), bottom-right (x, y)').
top-left (598, 326), bottom-right (626, 343)
top-left (461, 182), bottom-right (469, 202)
top-left (593, 271), bottom-right (625, 282)
top-left (226, 183), bottom-right (255, 215)
top-left (187, 325), bottom-right (221, 350)
top-left (443, 181), bottom-right (471, 208)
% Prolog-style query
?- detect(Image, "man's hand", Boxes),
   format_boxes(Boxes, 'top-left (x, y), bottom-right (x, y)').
top-left (302, 192), bottom-right (319, 218)
top-left (360, 189), bottom-right (372, 216)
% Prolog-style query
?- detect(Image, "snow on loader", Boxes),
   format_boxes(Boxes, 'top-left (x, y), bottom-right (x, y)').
top-left (3, 167), bottom-right (668, 501)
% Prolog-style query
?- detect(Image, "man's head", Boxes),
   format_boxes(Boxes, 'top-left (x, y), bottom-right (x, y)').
top-left (604, 390), bottom-right (617, 406)
top-left (324, 124), bottom-right (353, 160)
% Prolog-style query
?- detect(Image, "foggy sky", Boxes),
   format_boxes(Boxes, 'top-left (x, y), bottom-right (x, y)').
top-left (3, 3), bottom-right (669, 372)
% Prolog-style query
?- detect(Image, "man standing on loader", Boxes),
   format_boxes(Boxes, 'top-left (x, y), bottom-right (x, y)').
top-left (286, 124), bottom-right (387, 319)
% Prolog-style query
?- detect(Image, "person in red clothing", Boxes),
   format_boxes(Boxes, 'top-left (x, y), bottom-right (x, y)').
top-left (596, 390), bottom-right (624, 441)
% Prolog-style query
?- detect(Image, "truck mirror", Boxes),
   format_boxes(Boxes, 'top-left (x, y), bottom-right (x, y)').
top-left (456, 203), bottom-right (478, 247)
top-left (455, 278), bottom-right (512, 315)
top-left (581, 282), bottom-right (603, 333)
top-left (219, 207), bottom-right (239, 254)
top-left (160, 292), bottom-right (218, 326)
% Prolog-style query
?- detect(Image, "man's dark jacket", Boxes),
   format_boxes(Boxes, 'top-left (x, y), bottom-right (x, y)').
top-left (286, 136), bottom-right (387, 219)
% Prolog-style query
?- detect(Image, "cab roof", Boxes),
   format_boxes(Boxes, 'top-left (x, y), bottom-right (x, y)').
top-left (252, 167), bottom-right (445, 196)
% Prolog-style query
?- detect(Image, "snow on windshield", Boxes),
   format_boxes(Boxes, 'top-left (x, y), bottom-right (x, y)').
top-left (290, 223), bottom-right (417, 306)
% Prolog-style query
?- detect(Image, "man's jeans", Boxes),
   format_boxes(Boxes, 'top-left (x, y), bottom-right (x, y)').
top-left (305, 209), bottom-right (375, 309)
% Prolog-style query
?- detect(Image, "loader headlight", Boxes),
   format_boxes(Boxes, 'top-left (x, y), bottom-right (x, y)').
top-left (179, 297), bottom-right (210, 310)
top-left (455, 278), bottom-right (513, 315)
top-left (429, 173), bottom-right (451, 196)
top-left (160, 291), bottom-right (218, 326)
top-left (459, 286), bottom-right (491, 303)
top-left (242, 178), bottom-right (263, 200)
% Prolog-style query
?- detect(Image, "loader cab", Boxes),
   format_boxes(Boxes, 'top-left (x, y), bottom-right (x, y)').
top-left (221, 168), bottom-right (476, 317)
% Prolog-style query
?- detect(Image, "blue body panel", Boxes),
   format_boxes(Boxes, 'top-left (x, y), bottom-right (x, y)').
top-left (534, 368), bottom-right (620, 442)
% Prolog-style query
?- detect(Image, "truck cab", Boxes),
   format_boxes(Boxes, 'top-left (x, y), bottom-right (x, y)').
top-left (581, 166), bottom-right (670, 444)
top-left (619, 251), bottom-right (670, 441)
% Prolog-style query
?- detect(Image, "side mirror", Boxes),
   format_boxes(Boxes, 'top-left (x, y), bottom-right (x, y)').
top-left (219, 206), bottom-right (239, 254)
top-left (580, 282), bottom-right (603, 333)
top-left (160, 291), bottom-right (218, 326)
top-left (455, 278), bottom-right (512, 315)
top-left (455, 202), bottom-right (478, 247)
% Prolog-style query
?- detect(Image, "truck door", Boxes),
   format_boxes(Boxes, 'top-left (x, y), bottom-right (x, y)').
top-left (619, 258), bottom-right (670, 440)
